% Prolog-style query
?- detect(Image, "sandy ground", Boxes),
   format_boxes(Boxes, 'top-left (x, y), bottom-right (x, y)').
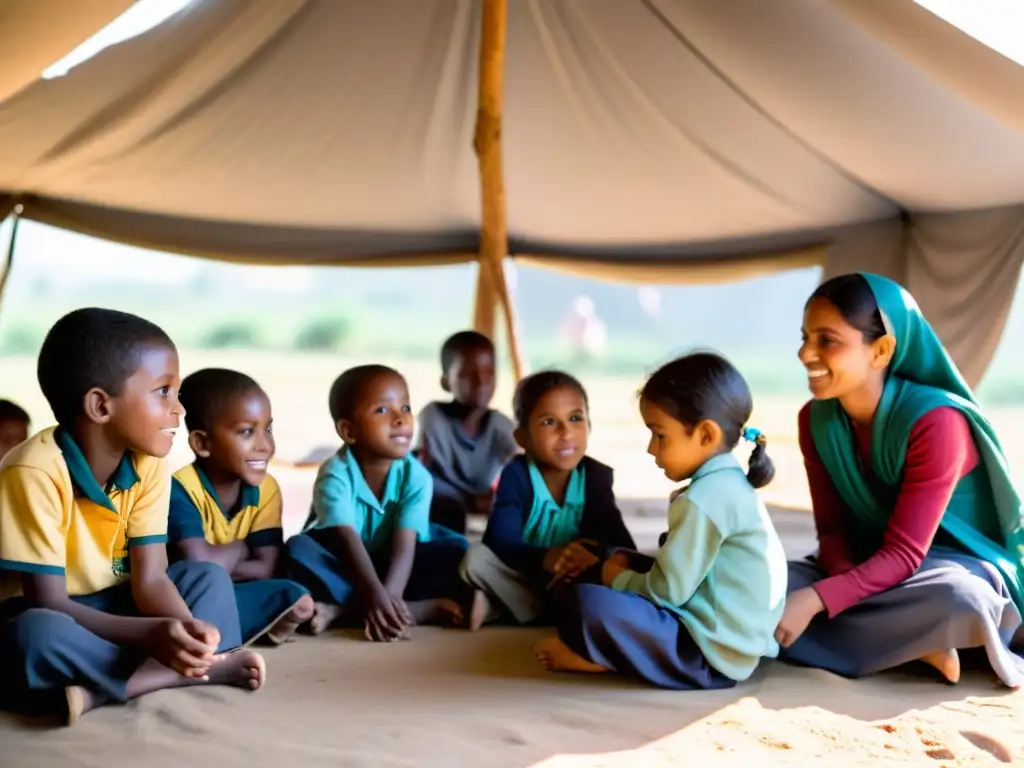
top-left (2, 497), bottom-right (1022, 767)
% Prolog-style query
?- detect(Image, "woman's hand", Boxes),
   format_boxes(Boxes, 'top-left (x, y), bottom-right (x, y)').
top-left (774, 587), bottom-right (825, 648)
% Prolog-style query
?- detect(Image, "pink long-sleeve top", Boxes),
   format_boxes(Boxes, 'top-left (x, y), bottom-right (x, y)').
top-left (798, 401), bottom-right (978, 617)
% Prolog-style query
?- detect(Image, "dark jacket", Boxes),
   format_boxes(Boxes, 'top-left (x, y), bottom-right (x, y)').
top-left (482, 455), bottom-right (636, 574)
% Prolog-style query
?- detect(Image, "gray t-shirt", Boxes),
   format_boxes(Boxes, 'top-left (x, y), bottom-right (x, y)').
top-left (414, 401), bottom-right (518, 497)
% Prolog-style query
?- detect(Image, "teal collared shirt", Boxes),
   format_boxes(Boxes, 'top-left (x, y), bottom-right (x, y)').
top-left (303, 446), bottom-right (433, 554)
top-left (611, 451), bottom-right (788, 682)
top-left (55, 427), bottom-right (140, 512)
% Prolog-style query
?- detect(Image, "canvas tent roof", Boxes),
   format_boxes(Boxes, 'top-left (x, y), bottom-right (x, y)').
top-left (1, 0), bottom-right (1023, 382)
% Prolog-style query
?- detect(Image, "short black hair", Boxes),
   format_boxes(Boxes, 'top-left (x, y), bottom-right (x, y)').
top-left (0, 399), bottom-right (29, 424)
top-left (512, 370), bottom-right (588, 430)
top-left (37, 308), bottom-right (175, 427)
top-left (328, 364), bottom-right (403, 423)
top-left (808, 274), bottom-right (886, 342)
top-left (440, 331), bottom-right (494, 373)
top-left (179, 368), bottom-right (264, 432)
top-left (641, 352), bottom-right (775, 489)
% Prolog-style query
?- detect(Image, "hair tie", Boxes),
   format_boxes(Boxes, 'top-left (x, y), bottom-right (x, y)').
top-left (742, 427), bottom-right (763, 444)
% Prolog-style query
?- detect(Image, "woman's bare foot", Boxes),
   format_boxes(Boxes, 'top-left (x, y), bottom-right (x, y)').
top-left (266, 594), bottom-right (316, 645)
top-left (64, 686), bottom-right (98, 726)
top-left (468, 590), bottom-right (492, 632)
top-left (534, 636), bottom-right (608, 674)
top-left (309, 602), bottom-right (345, 635)
top-left (207, 649), bottom-right (266, 691)
top-left (407, 598), bottom-right (463, 627)
top-left (920, 649), bottom-right (960, 684)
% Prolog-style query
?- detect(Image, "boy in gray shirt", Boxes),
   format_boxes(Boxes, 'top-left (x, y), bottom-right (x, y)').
top-left (415, 332), bottom-right (518, 534)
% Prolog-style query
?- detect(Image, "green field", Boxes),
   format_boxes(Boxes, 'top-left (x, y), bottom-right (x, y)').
top-left (4, 350), bottom-right (1022, 515)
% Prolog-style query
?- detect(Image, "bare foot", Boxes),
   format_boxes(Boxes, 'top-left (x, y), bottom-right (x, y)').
top-left (534, 635), bottom-right (608, 674)
top-left (266, 594), bottom-right (316, 645)
top-left (920, 648), bottom-right (960, 684)
top-left (469, 590), bottom-right (492, 632)
top-left (309, 601), bottom-right (344, 635)
top-left (407, 598), bottom-right (463, 627)
top-left (207, 649), bottom-right (266, 692)
top-left (64, 686), bottom-right (98, 726)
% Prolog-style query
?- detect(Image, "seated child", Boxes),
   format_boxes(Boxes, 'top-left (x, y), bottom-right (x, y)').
top-left (168, 368), bottom-right (313, 646)
top-left (534, 353), bottom-right (788, 690)
top-left (460, 370), bottom-right (636, 631)
top-left (285, 365), bottom-right (470, 641)
top-left (0, 309), bottom-right (263, 726)
top-left (0, 398), bottom-right (30, 461)
top-left (415, 331), bottom-right (518, 534)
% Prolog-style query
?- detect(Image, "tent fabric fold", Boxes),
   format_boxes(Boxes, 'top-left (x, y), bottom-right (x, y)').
top-left (1, 0), bottom-right (1023, 382)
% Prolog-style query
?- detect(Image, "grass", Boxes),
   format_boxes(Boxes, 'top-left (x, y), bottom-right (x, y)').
top-left (3, 350), bottom-right (1022, 513)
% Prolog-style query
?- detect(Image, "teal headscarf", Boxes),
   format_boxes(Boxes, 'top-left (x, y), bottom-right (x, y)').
top-left (809, 273), bottom-right (1024, 613)
top-left (521, 460), bottom-right (586, 547)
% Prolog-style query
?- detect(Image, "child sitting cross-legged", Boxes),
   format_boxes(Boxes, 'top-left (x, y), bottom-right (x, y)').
top-left (535, 353), bottom-right (788, 690)
top-left (0, 309), bottom-right (263, 726)
top-left (460, 370), bottom-right (636, 630)
top-left (285, 365), bottom-right (470, 641)
top-left (415, 331), bottom-right (519, 534)
top-left (168, 368), bottom-right (314, 646)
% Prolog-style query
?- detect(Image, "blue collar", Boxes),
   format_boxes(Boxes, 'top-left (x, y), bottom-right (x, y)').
top-left (338, 446), bottom-right (397, 514)
top-left (193, 463), bottom-right (261, 518)
top-left (691, 451), bottom-right (743, 483)
top-left (54, 427), bottom-right (139, 513)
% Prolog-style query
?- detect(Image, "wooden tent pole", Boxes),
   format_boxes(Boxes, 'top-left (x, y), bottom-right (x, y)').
top-left (0, 204), bottom-right (23, 318)
top-left (474, 0), bottom-right (526, 381)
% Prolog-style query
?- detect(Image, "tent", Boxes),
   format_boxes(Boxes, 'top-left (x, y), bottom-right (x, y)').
top-left (1, 0), bottom-right (1023, 384)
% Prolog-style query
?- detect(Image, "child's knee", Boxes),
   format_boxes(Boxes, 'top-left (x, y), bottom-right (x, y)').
top-left (460, 542), bottom-right (495, 580)
top-left (170, 558), bottom-right (234, 594)
top-left (9, 608), bottom-right (78, 655)
top-left (284, 533), bottom-right (319, 565)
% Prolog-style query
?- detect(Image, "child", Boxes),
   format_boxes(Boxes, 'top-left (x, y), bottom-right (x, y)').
top-left (0, 398), bottom-right (30, 461)
top-left (415, 331), bottom-right (518, 534)
top-left (169, 368), bottom-right (314, 646)
top-left (0, 308), bottom-right (263, 726)
top-left (285, 365), bottom-right (470, 641)
top-left (534, 352), bottom-right (788, 690)
top-left (460, 370), bottom-right (636, 631)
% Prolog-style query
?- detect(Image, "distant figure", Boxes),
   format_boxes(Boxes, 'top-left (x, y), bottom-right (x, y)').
top-left (558, 296), bottom-right (606, 364)
top-left (0, 399), bottom-right (30, 461)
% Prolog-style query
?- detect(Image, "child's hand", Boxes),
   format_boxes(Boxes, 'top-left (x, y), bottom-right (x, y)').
top-left (388, 593), bottom-right (413, 626)
top-left (183, 618), bottom-right (221, 651)
top-left (601, 552), bottom-right (630, 587)
top-left (145, 618), bottom-right (218, 678)
top-left (542, 546), bottom-right (563, 574)
top-left (364, 591), bottom-right (407, 642)
top-left (554, 540), bottom-right (599, 580)
top-left (774, 587), bottom-right (825, 648)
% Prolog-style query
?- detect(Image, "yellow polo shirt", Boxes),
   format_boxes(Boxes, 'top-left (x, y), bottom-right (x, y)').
top-left (0, 427), bottom-right (169, 601)
top-left (169, 464), bottom-right (283, 549)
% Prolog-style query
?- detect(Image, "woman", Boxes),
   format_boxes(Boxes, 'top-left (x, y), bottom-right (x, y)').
top-left (776, 272), bottom-right (1024, 687)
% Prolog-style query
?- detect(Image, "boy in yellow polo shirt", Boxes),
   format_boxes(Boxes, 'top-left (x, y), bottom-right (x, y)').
top-left (169, 368), bottom-right (313, 645)
top-left (0, 308), bottom-right (265, 726)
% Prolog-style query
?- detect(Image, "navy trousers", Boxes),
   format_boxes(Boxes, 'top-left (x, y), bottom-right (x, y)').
top-left (233, 578), bottom-right (309, 645)
top-left (0, 560), bottom-right (240, 715)
top-left (285, 527), bottom-right (469, 608)
top-left (556, 553), bottom-right (735, 691)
